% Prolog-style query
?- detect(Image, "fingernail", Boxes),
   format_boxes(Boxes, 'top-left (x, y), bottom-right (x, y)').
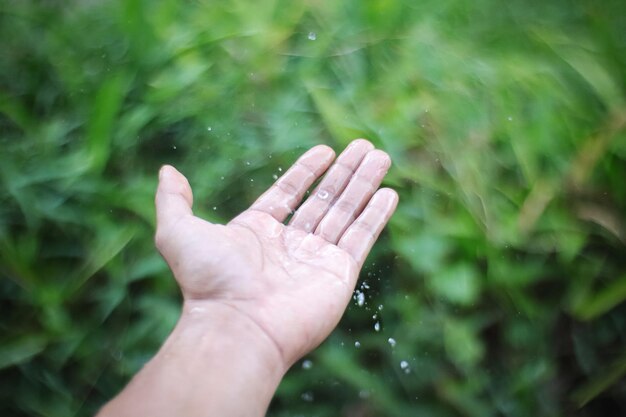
top-left (159, 165), bottom-right (169, 180)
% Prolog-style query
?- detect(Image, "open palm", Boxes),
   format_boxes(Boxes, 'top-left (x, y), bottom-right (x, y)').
top-left (155, 140), bottom-right (398, 365)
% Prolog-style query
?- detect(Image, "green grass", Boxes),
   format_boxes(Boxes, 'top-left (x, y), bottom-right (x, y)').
top-left (1, 0), bottom-right (626, 416)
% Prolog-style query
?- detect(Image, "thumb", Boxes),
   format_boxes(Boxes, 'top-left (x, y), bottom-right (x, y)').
top-left (155, 165), bottom-right (193, 234)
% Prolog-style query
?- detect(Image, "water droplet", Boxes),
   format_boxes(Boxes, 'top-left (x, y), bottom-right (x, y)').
top-left (172, 145), bottom-right (177, 150)
top-left (301, 391), bottom-right (314, 402)
top-left (374, 322), bottom-right (381, 332)
top-left (400, 360), bottom-right (410, 374)
top-left (213, 206), bottom-right (217, 210)
top-left (278, 167), bottom-right (283, 172)
top-left (250, 178), bottom-right (254, 182)
top-left (355, 291), bottom-right (365, 307)
top-left (207, 126), bottom-right (212, 131)
top-left (507, 116), bottom-right (513, 121)
top-left (246, 161), bottom-right (251, 166)
top-left (308, 32), bottom-right (317, 41)
top-left (317, 190), bottom-right (329, 200)
top-left (378, 304), bottom-right (384, 311)
top-left (388, 338), bottom-right (396, 348)
top-left (302, 359), bottom-right (313, 370)
top-left (220, 176), bottom-right (225, 180)
top-left (354, 341), bottom-right (361, 348)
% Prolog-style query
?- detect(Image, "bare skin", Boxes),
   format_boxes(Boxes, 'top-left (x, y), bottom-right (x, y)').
top-left (98, 139), bottom-right (398, 417)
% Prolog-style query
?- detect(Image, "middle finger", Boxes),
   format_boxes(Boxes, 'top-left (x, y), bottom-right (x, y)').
top-left (289, 139), bottom-right (374, 232)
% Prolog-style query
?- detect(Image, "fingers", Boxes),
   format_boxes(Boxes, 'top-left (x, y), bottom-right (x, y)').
top-left (338, 188), bottom-right (398, 268)
top-left (249, 145), bottom-right (335, 222)
top-left (289, 139), bottom-right (374, 233)
top-left (155, 165), bottom-right (193, 233)
top-left (315, 149), bottom-right (391, 243)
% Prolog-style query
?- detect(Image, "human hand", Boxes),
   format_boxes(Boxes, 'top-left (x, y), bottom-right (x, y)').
top-left (155, 139), bottom-right (398, 367)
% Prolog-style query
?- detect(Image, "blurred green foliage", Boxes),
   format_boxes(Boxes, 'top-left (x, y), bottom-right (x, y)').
top-left (1, 0), bottom-right (626, 416)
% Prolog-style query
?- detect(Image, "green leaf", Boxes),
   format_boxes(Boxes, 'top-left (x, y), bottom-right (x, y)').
top-left (67, 225), bottom-right (136, 296)
top-left (317, 343), bottom-right (417, 417)
top-left (0, 90), bottom-right (32, 132)
top-left (430, 263), bottom-right (481, 306)
top-left (572, 349), bottom-right (626, 407)
top-left (306, 83), bottom-right (368, 145)
top-left (0, 335), bottom-right (47, 370)
top-left (394, 232), bottom-right (450, 274)
top-left (85, 74), bottom-right (129, 173)
top-left (444, 319), bottom-right (484, 368)
top-left (534, 29), bottom-right (624, 109)
top-left (572, 275), bottom-right (626, 321)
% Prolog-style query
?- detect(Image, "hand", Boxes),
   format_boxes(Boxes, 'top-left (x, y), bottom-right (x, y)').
top-left (155, 139), bottom-right (398, 367)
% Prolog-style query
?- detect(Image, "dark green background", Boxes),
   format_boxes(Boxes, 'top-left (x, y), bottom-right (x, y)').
top-left (1, 0), bottom-right (625, 416)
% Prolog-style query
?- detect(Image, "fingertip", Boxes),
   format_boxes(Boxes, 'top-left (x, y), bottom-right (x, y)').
top-left (159, 164), bottom-right (171, 180)
top-left (158, 164), bottom-right (185, 184)
top-left (314, 144), bottom-right (336, 161)
top-left (159, 164), bottom-right (186, 180)
top-left (298, 144), bottom-right (336, 175)
top-left (350, 138), bottom-right (375, 152)
top-left (156, 164), bottom-right (193, 207)
top-left (373, 188), bottom-right (399, 213)
top-left (378, 187), bottom-right (399, 202)
top-left (364, 149), bottom-right (392, 169)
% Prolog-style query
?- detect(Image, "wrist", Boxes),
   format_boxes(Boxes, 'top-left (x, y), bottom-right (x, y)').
top-left (99, 300), bottom-right (286, 417)
top-left (177, 299), bottom-right (288, 375)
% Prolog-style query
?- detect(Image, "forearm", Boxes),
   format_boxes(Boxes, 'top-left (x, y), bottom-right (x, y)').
top-left (97, 301), bottom-right (286, 417)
